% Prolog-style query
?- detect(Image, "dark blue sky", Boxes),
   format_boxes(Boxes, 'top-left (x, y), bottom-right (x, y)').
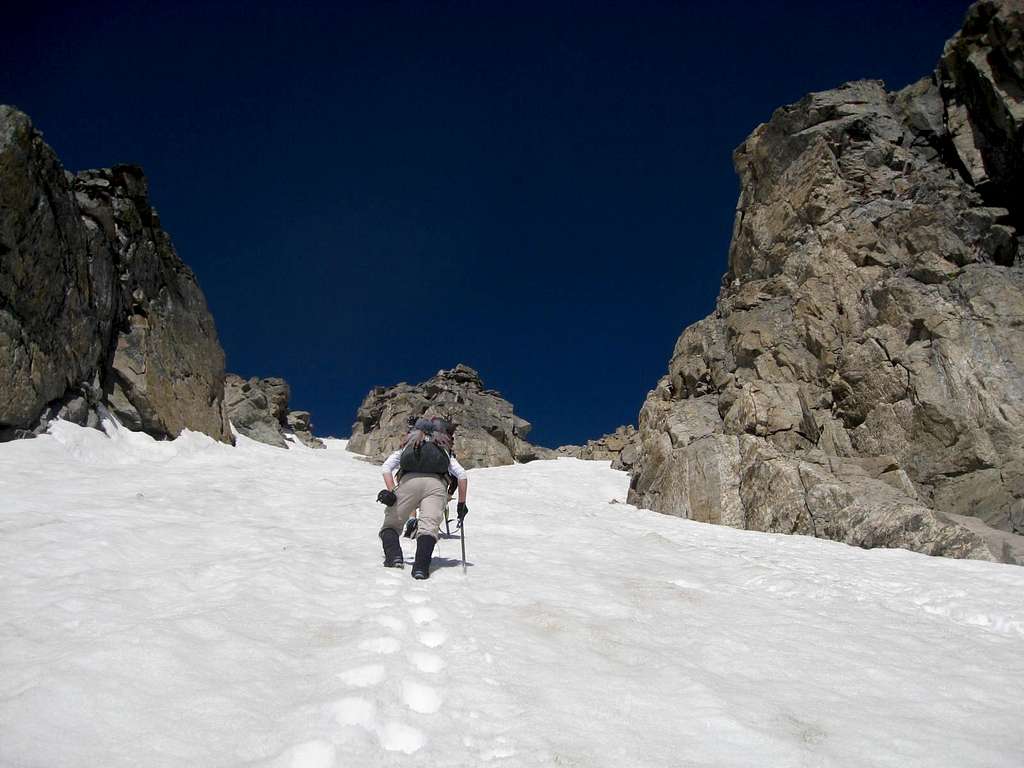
top-left (4, 1), bottom-right (970, 446)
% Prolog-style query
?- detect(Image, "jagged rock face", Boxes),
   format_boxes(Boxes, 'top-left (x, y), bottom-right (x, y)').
top-left (0, 107), bottom-right (115, 437)
top-left (560, 425), bottom-right (639, 471)
top-left (0, 106), bottom-right (232, 443)
top-left (629, 1), bottom-right (1024, 563)
top-left (77, 167), bottom-right (231, 442)
top-left (225, 375), bottom-right (290, 448)
top-left (940, 0), bottom-right (1024, 220)
top-left (224, 374), bottom-right (324, 449)
top-left (347, 364), bottom-right (543, 468)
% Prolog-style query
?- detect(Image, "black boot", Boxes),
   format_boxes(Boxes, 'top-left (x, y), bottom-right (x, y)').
top-left (380, 528), bottom-right (404, 568)
top-left (411, 535), bottom-right (436, 580)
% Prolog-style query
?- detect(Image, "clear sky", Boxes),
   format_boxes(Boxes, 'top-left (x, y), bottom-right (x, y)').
top-left (4, 1), bottom-right (970, 446)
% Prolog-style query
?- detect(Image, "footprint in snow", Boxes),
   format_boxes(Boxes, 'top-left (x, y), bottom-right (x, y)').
top-left (402, 678), bottom-right (442, 714)
top-left (278, 739), bottom-right (337, 768)
top-left (330, 696), bottom-right (427, 755)
top-left (417, 630), bottom-right (446, 648)
top-left (336, 664), bottom-right (386, 688)
top-left (331, 697), bottom-right (376, 727)
top-left (402, 593), bottom-right (429, 605)
top-left (374, 615), bottom-right (405, 632)
top-left (409, 606), bottom-right (439, 625)
top-left (359, 637), bottom-right (401, 655)
top-left (408, 651), bottom-right (446, 674)
top-left (377, 721), bottom-right (426, 754)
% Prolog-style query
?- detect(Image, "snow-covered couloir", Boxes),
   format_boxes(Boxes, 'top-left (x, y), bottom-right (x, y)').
top-left (1, 421), bottom-right (1022, 767)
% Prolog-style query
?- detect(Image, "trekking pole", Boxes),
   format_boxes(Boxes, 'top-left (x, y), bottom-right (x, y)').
top-left (460, 519), bottom-right (467, 574)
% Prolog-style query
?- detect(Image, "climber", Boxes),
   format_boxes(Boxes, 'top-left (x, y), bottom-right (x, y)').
top-left (376, 416), bottom-right (469, 579)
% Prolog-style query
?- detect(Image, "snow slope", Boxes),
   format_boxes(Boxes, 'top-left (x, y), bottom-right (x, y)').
top-left (1, 421), bottom-right (1023, 768)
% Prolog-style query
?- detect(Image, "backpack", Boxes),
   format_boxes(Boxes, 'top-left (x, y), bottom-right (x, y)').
top-left (397, 416), bottom-right (456, 478)
top-left (399, 439), bottom-right (451, 476)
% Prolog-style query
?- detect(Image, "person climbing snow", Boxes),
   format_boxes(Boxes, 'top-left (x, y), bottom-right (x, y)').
top-left (376, 416), bottom-right (468, 579)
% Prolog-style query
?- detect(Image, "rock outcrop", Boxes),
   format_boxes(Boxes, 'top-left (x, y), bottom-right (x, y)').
top-left (559, 425), bottom-right (639, 471)
top-left (628, 0), bottom-right (1024, 563)
top-left (224, 374), bottom-right (325, 449)
top-left (0, 106), bottom-right (231, 442)
top-left (286, 411), bottom-right (323, 449)
top-left (347, 364), bottom-right (549, 467)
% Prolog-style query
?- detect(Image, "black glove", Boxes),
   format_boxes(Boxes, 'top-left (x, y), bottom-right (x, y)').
top-left (457, 502), bottom-right (469, 521)
top-left (377, 489), bottom-right (397, 506)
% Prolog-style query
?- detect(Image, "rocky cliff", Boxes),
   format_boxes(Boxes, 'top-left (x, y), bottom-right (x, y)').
top-left (347, 364), bottom-right (551, 468)
top-left (224, 373), bottom-right (325, 449)
top-left (628, 0), bottom-right (1024, 563)
top-left (558, 425), bottom-right (639, 471)
top-left (0, 107), bottom-right (231, 442)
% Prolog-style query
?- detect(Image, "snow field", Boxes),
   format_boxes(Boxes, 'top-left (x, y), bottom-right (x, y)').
top-left (1, 421), bottom-right (1023, 767)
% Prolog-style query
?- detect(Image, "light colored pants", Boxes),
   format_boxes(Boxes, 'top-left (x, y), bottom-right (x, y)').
top-left (381, 473), bottom-right (447, 540)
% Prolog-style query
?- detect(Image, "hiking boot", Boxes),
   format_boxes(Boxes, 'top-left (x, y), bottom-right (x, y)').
top-left (411, 535), bottom-right (437, 580)
top-left (403, 517), bottom-right (418, 538)
top-left (380, 528), bottom-right (404, 568)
